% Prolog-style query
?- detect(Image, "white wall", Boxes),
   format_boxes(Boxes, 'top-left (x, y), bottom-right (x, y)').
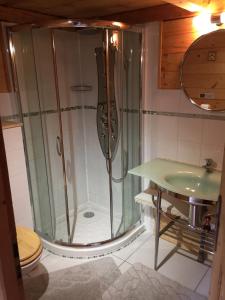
top-left (79, 32), bottom-right (111, 211)
top-left (0, 93), bottom-right (18, 119)
top-left (3, 126), bottom-right (33, 228)
top-left (0, 31), bottom-right (34, 230)
top-left (143, 22), bottom-right (225, 170)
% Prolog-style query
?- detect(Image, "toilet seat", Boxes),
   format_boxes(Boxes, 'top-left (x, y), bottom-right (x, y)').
top-left (16, 226), bottom-right (43, 273)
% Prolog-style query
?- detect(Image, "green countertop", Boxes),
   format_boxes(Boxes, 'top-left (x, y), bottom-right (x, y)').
top-left (129, 158), bottom-right (221, 201)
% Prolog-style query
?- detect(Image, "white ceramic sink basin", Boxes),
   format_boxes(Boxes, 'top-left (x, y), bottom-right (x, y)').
top-left (129, 159), bottom-right (221, 201)
top-left (164, 173), bottom-right (220, 199)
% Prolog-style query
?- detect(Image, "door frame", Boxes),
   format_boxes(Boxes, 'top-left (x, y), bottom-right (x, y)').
top-left (209, 148), bottom-right (225, 299)
top-left (0, 120), bottom-right (24, 300)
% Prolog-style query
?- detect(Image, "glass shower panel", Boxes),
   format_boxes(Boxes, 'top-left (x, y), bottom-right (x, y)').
top-left (111, 30), bottom-right (142, 237)
top-left (122, 31), bottom-right (142, 231)
top-left (53, 28), bottom-right (111, 244)
top-left (11, 25), bottom-right (142, 247)
top-left (31, 28), bottom-right (70, 243)
top-left (52, 29), bottom-right (79, 243)
top-left (11, 29), bottom-right (54, 240)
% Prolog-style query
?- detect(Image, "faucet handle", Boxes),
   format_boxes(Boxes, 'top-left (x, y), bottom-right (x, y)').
top-left (203, 158), bottom-right (217, 168)
top-left (205, 158), bottom-right (213, 165)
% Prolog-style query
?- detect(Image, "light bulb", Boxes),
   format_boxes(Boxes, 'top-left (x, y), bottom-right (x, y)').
top-left (111, 31), bottom-right (119, 49)
top-left (220, 12), bottom-right (225, 24)
top-left (112, 22), bottom-right (122, 28)
top-left (193, 12), bottom-right (217, 34)
top-left (9, 41), bottom-right (15, 56)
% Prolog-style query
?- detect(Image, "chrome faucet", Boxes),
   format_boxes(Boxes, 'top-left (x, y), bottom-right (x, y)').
top-left (202, 158), bottom-right (216, 173)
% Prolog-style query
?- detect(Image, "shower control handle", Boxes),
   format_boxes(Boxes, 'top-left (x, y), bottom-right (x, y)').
top-left (56, 136), bottom-right (62, 156)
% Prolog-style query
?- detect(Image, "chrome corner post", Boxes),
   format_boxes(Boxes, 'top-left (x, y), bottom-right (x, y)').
top-left (51, 30), bottom-right (71, 244)
top-left (139, 27), bottom-right (144, 222)
top-left (105, 29), bottom-right (114, 239)
top-left (154, 189), bottom-right (162, 270)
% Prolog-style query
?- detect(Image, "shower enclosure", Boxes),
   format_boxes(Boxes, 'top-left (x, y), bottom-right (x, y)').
top-left (8, 20), bottom-right (142, 251)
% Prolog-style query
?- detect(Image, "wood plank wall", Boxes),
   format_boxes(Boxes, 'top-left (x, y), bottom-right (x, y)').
top-left (159, 17), bottom-right (225, 90)
top-left (159, 17), bottom-right (201, 89)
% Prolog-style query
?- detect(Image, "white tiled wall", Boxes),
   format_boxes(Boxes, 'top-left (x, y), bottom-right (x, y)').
top-left (3, 126), bottom-right (33, 228)
top-left (54, 29), bottom-right (111, 212)
top-left (143, 22), bottom-right (225, 170)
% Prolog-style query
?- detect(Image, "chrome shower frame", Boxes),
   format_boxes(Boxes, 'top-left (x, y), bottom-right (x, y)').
top-left (7, 20), bottom-right (144, 249)
top-left (8, 29), bottom-right (56, 242)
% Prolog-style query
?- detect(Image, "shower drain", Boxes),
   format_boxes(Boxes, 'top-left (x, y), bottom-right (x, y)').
top-left (83, 211), bottom-right (95, 218)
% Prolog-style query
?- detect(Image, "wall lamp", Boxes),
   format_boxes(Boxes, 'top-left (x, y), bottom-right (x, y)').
top-left (193, 11), bottom-right (225, 34)
top-left (211, 12), bottom-right (225, 26)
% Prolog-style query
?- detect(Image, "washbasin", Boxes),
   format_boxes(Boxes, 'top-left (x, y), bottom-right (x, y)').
top-left (129, 158), bottom-right (222, 229)
top-left (164, 173), bottom-right (220, 197)
top-left (129, 158), bottom-right (221, 201)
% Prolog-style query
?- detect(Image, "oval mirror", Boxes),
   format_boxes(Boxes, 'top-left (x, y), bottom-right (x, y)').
top-left (181, 29), bottom-right (225, 111)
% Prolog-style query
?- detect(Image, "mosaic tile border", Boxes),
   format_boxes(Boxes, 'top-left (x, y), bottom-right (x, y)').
top-left (2, 106), bottom-right (225, 123)
top-left (142, 110), bottom-right (225, 121)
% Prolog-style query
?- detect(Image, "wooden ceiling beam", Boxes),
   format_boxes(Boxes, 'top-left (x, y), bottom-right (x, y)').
top-left (103, 4), bottom-right (196, 24)
top-left (0, 5), bottom-right (56, 23)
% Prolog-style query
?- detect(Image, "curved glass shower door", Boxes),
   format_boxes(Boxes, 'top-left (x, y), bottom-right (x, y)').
top-left (109, 30), bottom-right (142, 237)
top-left (9, 24), bottom-right (142, 247)
top-left (11, 28), bottom-right (71, 243)
top-left (53, 28), bottom-right (112, 244)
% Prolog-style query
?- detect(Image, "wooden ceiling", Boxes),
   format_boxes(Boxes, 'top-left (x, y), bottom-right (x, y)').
top-left (0, 0), bottom-right (166, 19)
top-left (0, 0), bottom-right (223, 25)
top-left (165, 0), bottom-right (225, 13)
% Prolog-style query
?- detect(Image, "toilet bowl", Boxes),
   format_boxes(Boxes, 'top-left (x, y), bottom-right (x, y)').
top-left (16, 226), bottom-right (43, 274)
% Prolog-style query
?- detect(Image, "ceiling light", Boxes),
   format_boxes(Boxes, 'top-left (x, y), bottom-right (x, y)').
top-left (220, 12), bottom-right (225, 24)
top-left (112, 21), bottom-right (123, 28)
top-left (193, 11), bottom-right (218, 34)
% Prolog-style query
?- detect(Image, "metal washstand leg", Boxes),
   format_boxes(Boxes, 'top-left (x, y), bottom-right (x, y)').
top-left (154, 189), bottom-right (162, 270)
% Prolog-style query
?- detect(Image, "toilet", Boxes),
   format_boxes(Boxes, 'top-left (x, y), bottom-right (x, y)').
top-left (16, 226), bottom-right (43, 274)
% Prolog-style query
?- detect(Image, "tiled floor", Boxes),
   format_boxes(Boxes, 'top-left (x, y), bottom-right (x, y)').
top-left (25, 231), bottom-right (211, 298)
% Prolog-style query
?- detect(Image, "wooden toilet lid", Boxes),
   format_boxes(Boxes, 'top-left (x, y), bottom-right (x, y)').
top-left (16, 226), bottom-right (43, 266)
